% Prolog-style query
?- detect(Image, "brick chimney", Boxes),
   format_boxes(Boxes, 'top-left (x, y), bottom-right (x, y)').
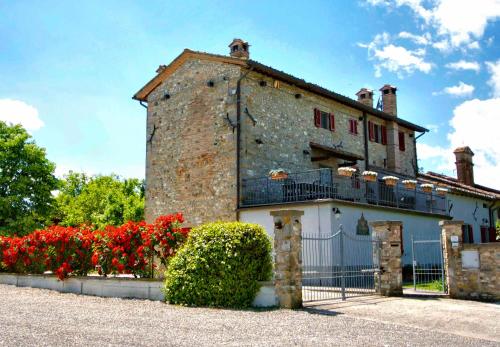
top-left (379, 84), bottom-right (397, 116)
top-left (356, 88), bottom-right (373, 107)
top-left (229, 38), bottom-right (249, 59)
top-left (454, 146), bottom-right (474, 186)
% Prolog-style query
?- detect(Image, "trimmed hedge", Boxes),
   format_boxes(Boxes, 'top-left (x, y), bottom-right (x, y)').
top-left (164, 222), bottom-right (272, 308)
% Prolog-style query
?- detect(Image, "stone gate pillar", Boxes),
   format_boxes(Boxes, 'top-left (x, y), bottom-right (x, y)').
top-left (369, 221), bottom-right (403, 296)
top-left (270, 210), bottom-right (304, 309)
top-left (439, 220), bottom-right (464, 298)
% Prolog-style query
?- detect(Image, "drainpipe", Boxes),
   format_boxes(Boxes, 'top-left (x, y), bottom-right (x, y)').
top-left (488, 201), bottom-right (498, 229)
top-left (139, 101), bottom-right (148, 109)
top-left (414, 131), bottom-right (426, 176)
top-left (362, 112), bottom-right (369, 170)
top-left (236, 67), bottom-right (254, 219)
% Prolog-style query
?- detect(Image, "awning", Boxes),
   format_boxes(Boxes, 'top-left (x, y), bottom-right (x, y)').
top-left (309, 142), bottom-right (365, 162)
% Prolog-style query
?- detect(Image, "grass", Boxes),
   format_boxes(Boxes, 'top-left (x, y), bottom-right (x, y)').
top-left (403, 279), bottom-right (444, 292)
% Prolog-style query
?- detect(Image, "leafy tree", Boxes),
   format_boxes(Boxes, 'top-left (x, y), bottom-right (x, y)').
top-left (55, 172), bottom-right (144, 229)
top-left (0, 121), bottom-right (58, 236)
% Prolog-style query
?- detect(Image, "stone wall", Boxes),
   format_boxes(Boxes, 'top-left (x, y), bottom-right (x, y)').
top-left (239, 71), bottom-right (416, 180)
top-left (440, 220), bottom-right (500, 301)
top-left (145, 58), bottom-right (241, 226)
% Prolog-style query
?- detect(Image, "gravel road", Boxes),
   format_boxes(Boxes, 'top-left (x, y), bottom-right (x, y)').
top-left (0, 284), bottom-right (497, 346)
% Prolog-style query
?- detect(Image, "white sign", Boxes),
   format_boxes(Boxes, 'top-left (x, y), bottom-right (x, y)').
top-left (451, 235), bottom-right (459, 248)
top-left (462, 250), bottom-right (480, 269)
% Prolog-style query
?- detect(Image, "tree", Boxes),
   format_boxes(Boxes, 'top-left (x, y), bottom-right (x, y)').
top-left (55, 172), bottom-right (144, 229)
top-left (0, 121), bottom-right (58, 236)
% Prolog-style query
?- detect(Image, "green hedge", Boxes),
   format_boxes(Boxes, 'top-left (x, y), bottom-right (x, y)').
top-left (164, 222), bottom-right (272, 308)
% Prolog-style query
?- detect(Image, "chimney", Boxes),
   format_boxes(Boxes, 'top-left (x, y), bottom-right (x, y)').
top-left (229, 38), bottom-right (250, 59)
top-left (356, 88), bottom-right (373, 107)
top-left (379, 84), bottom-right (397, 116)
top-left (454, 146), bottom-right (474, 186)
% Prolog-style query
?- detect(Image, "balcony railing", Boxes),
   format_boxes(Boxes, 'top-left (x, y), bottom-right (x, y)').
top-left (241, 168), bottom-right (448, 215)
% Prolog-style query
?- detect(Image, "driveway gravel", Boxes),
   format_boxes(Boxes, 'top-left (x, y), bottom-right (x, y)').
top-left (0, 284), bottom-right (498, 346)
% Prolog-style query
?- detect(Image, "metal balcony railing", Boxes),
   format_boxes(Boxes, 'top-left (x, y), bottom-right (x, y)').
top-left (241, 168), bottom-right (448, 215)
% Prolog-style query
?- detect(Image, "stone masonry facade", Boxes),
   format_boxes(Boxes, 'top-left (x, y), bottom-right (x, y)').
top-left (440, 220), bottom-right (499, 301)
top-left (145, 59), bottom-right (241, 225)
top-left (141, 49), bottom-right (418, 225)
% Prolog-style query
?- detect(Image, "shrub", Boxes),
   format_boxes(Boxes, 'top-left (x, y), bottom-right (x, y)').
top-left (164, 222), bottom-right (272, 308)
top-left (0, 214), bottom-right (189, 280)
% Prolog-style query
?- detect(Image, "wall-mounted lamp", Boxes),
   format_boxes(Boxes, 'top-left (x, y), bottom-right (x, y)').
top-left (358, 116), bottom-right (364, 121)
top-left (333, 207), bottom-right (342, 220)
top-left (163, 91), bottom-right (171, 100)
top-left (303, 149), bottom-right (310, 155)
top-left (207, 80), bottom-right (215, 87)
top-left (255, 138), bottom-right (263, 144)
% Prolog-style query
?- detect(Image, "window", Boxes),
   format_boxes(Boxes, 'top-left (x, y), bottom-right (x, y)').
top-left (481, 226), bottom-right (498, 243)
top-left (398, 131), bottom-right (406, 151)
top-left (368, 121), bottom-right (387, 144)
top-left (462, 224), bottom-right (474, 244)
top-left (314, 108), bottom-right (335, 131)
top-left (349, 119), bottom-right (359, 135)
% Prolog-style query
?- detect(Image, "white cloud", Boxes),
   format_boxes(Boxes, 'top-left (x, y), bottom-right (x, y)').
top-left (486, 59), bottom-right (500, 97)
top-left (368, 0), bottom-right (500, 50)
top-left (432, 39), bottom-right (451, 52)
top-left (425, 124), bottom-right (439, 133)
top-left (445, 60), bottom-right (481, 72)
top-left (0, 99), bottom-right (44, 132)
top-left (436, 82), bottom-right (475, 97)
top-left (398, 31), bottom-right (431, 45)
top-left (418, 98), bottom-right (500, 188)
top-left (359, 33), bottom-right (432, 77)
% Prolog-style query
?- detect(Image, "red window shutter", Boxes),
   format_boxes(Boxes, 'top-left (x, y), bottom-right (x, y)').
top-left (314, 108), bottom-right (321, 127)
top-left (489, 227), bottom-right (497, 242)
top-left (481, 226), bottom-right (487, 243)
top-left (381, 126), bottom-right (387, 145)
top-left (399, 131), bottom-right (406, 151)
top-left (368, 121), bottom-right (374, 141)
top-left (329, 113), bottom-right (335, 131)
top-left (355, 120), bottom-right (358, 134)
top-left (469, 226), bottom-right (474, 243)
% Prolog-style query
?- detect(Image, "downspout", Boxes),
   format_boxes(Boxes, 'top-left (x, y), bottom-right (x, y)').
top-left (236, 67), bottom-right (254, 220)
top-left (139, 100), bottom-right (148, 109)
top-left (362, 112), bottom-right (369, 170)
top-left (414, 131), bottom-right (426, 176)
top-left (488, 200), bottom-right (498, 229)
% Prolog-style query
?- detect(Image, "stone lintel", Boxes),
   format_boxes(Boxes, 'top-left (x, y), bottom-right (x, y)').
top-left (270, 210), bottom-right (304, 217)
top-left (369, 220), bottom-right (402, 228)
top-left (439, 220), bottom-right (464, 227)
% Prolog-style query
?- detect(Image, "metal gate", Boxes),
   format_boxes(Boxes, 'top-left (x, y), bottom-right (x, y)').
top-left (302, 226), bottom-right (381, 302)
top-left (410, 235), bottom-right (446, 293)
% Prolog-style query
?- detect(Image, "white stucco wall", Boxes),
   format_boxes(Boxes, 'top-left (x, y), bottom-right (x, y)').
top-left (447, 194), bottom-right (492, 243)
top-left (240, 201), bottom-right (446, 266)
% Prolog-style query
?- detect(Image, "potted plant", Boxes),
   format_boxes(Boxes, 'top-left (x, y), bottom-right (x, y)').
top-left (337, 167), bottom-right (357, 177)
top-left (361, 171), bottom-right (378, 182)
top-left (436, 187), bottom-right (448, 196)
top-left (402, 179), bottom-right (417, 190)
top-left (269, 169), bottom-right (288, 180)
top-left (382, 176), bottom-right (399, 187)
top-left (420, 183), bottom-right (434, 193)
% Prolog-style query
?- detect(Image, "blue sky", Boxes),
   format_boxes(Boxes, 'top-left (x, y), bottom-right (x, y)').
top-left (1, 0), bottom-right (500, 188)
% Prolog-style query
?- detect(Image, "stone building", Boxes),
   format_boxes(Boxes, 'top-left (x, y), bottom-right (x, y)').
top-left (133, 39), bottom-right (429, 226)
top-left (133, 39), bottom-right (499, 253)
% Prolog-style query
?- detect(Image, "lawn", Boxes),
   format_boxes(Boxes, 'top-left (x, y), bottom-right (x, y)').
top-left (403, 279), bottom-right (444, 292)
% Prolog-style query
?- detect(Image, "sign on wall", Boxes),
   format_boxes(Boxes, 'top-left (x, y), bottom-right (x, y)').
top-left (462, 250), bottom-right (480, 269)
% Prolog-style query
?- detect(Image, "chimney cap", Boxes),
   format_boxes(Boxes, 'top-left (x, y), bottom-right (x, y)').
top-left (379, 84), bottom-right (397, 91)
top-left (355, 88), bottom-right (373, 96)
top-left (453, 146), bottom-right (474, 155)
top-left (228, 38), bottom-right (249, 47)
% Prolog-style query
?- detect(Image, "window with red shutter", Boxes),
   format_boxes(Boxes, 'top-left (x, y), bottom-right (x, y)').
top-left (314, 108), bottom-right (321, 127)
top-left (381, 126), bottom-right (387, 145)
top-left (329, 113), bottom-right (335, 131)
top-left (462, 224), bottom-right (474, 244)
top-left (349, 119), bottom-right (359, 135)
top-left (368, 121), bottom-right (375, 141)
top-left (354, 120), bottom-right (358, 134)
top-left (489, 227), bottom-right (497, 242)
top-left (481, 226), bottom-right (488, 243)
top-left (399, 131), bottom-right (406, 151)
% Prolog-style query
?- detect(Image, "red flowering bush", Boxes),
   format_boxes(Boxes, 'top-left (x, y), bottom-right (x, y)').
top-left (0, 214), bottom-right (188, 280)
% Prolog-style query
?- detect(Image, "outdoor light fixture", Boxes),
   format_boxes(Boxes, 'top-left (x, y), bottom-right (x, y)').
top-left (163, 91), bottom-right (171, 100)
top-left (303, 149), bottom-right (310, 155)
top-left (333, 207), bottom-right (342, 220)
top-left (207, 80), bottom-right (215, 87)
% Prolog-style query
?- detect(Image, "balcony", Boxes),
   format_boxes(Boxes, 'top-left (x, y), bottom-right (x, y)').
top-left (241, 168), bottom-right (448, 215)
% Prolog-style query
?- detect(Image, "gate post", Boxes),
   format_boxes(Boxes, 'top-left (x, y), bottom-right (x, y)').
top-left (270, 210), bottom-right (304, 309)
top-left (369, 221), bottom-right (403, 296)
top-left (439, 220), bottom-right (463, 298)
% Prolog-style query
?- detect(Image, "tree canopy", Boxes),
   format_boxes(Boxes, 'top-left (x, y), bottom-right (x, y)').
top-left (55, 172), bottom-right (145, 229)
top-left (0, 121), bottom-right (58, 235)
